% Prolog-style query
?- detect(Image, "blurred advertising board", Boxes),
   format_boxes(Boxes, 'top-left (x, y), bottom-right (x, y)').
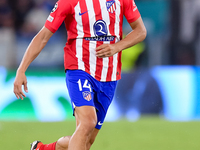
top-left (0, 66), bottom-right (200, 122)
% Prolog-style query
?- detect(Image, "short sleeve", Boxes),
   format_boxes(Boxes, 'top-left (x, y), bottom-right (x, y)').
top-left (45, 0), bottom-right (72, 33)
top-left (123, 0), bottom-right (141, 23)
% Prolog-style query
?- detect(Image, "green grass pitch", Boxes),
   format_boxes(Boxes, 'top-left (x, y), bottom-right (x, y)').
top-left (1, 116), bottom-right (200, 150)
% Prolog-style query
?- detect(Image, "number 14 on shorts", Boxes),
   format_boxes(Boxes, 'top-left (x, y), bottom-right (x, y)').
top-left (77, 79), bottom-right (92, 92)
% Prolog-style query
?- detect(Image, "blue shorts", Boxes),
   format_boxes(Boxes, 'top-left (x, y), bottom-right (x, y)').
top-left (66, 70), bottom-right (117, 129)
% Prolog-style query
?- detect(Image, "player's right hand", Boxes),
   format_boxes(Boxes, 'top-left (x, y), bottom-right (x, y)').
top-left (13, 71), bottom-right (28, 100)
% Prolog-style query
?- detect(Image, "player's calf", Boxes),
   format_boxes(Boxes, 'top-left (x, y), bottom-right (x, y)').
top-left (56, 136), bottom-right (71, 150)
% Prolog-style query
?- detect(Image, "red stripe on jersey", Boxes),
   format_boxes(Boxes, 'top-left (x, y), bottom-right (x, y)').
top-left (63, 4), bottom-right (79, 70)
top-left (80, 1), bottom-right (90, 74)
top-left (64, 40), bottom-right (78, 70)
top-left (106, 4), bottom-right (116, 81)
top-left (95, 57), bottom-right (103, 81)
top-left (117, 51), bottom-right (122, 80)
top-left (93, 0), bottom-right (103, 80)
top-left (106, 57), bottom-right (113, 81)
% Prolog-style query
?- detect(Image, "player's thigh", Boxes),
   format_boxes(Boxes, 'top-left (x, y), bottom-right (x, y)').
top-left (74, 106), bottom-right (97, 128)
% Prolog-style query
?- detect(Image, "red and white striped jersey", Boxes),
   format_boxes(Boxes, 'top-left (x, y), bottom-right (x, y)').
top-left (45, 0), bottom-right (140, 82)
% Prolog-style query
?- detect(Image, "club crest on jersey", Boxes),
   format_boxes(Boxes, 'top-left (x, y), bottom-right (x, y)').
top-left (51, 3), bottom-right (58, 13)
top-left (82, 91), bottom-right (92, 101)
top-left (106, 0), bottom-right (116, 13)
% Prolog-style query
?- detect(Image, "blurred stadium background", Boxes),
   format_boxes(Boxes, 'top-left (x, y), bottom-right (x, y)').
top-left (1, 0), bottom-right (200, 149)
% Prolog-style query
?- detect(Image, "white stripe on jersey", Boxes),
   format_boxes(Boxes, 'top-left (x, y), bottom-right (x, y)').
top-left (99, 0), bottom-right (111, 81)
top-left (101, 44), bottom-right (109, 81)
top-left (86, 0), bottom-right (95, 37)
top-left (75, 2), bottom-right (85, 71)
top-left (112, 0), bottom-right (121, 81)
top-left (89, 41), bottom-right (97, 77)
top-left (86, 0), bottom-right (97, 77)
top-left (114, 0), bottom-right (120, 41)
top-left (99, 0), bottom-right (111, 36)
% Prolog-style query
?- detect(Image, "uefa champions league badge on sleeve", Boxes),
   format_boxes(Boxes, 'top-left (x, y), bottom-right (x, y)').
top-left (51, 3), bottom-right (58, 13)
top-left (106, 0), bottom-right (116, 13)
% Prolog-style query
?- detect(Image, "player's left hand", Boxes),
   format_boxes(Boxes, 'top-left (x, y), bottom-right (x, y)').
top-left (96, 44), bottom-right (120, 58)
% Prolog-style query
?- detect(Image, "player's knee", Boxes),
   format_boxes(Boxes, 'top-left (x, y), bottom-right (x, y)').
top-left (85, 119), bottom-right (97, 131)
top-left (56, 136), bottom-right (71, 150)
top-left (79, 118), bottom-right (97, 134)
top-left (87, 117), bottom-right (97, 129)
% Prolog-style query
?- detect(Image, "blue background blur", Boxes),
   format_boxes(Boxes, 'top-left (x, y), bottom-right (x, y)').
top-left (1, 0), bottom-right (200, 122)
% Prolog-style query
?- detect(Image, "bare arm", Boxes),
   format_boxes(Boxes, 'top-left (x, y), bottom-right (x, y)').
top-left (96, 17), bottom-right (147, 58)
top-left (17, 27), bottom-right (53, 72)
top-left (14, 27), bottom-right (53, 100)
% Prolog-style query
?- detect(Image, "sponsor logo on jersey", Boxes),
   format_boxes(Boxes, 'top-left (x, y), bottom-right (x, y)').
top-left (82, 91), bottom-right (92, 101)
top-left (94, 20), bottom-right (108, 36)
top-left (84, 20), bottom-right (114, 41)
top-left (51, 3), bottom-right (58, 13)
top-left (85, 36), bottom-right (115, 41)
top-left (106, 0), bottom-right (116, 13)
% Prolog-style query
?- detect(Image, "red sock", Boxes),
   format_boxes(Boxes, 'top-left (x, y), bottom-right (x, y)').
top-left (39, 142), bottom-right (57, 150)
